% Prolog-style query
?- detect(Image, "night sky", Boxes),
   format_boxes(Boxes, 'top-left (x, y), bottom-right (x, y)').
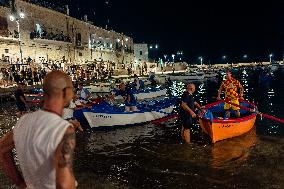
top-left (53, 0), bottom-right (283, 64)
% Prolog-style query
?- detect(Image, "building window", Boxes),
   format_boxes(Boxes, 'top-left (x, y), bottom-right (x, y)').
top-left (4, 49), bottom-right (9, 53)
top-left (79, 52), bottom-right (82, 56)
top-left (140, 51), bottom-right (142, 56)
top-left (76, 33), bottom-right (82, 46)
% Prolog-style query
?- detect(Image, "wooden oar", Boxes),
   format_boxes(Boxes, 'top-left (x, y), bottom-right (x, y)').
top-left (221, 99), bottom-right (284, 124)
top-left (151, 114), bottom-right (178, 125)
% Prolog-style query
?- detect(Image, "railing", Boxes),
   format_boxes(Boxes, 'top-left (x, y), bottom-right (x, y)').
top-left (30, 31), bottom-right (71, 43)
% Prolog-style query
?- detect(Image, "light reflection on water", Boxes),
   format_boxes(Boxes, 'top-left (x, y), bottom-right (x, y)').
top-left (1, 68), bottom-right (284, 188)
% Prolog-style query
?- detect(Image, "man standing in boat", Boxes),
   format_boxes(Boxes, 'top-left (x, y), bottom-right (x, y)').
top-left (180, 83), bottom-right (204, 143)
top-left (217, 70), bottom-right (244, 118)
top-left (112, 83), bottom-right (138, 112)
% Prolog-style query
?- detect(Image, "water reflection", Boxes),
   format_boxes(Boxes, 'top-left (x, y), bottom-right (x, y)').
top-left (211, 128), bottom-right (258, 169)
top-left (86, 124), bottom-right (157, 152)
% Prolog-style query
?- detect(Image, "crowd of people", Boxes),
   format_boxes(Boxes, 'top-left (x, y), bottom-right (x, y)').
top-left (0, 59), bottom-right (155, 88)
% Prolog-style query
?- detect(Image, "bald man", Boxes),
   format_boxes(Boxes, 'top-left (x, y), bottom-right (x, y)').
top-left (0, 70), bottom-right (82, 189)
top-left (180, 83), bottom-right (204, 143)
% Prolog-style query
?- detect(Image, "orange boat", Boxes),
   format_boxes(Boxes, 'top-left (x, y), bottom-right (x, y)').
top-left (199, 100), bottom-right (257, 143)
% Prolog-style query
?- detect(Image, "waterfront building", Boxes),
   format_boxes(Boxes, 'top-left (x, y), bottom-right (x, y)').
top-left (134, 43), bottom-right (149, 64)
top-left (0, 0), bottom-right (134, 71)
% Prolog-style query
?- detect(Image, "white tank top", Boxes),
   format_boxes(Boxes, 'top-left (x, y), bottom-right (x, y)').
top-left (13, 110), bottom-right (71, 189)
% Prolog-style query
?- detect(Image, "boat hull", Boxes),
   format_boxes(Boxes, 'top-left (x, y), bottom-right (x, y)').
top-left (199, 101), bottom-right (257, 143)
top-left (199, 115), bottom-right (256, 143)
top-left (83, 105), bottom-right (174, 128)
top-left (166, 74), bottom-right (205, 80)
top-left (115, 89), bottom-right (167, 100)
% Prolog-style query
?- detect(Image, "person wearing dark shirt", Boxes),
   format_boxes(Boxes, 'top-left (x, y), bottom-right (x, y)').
top-left (180, 83), bottom-right (204, 143)
top-left (113, 83), bottom-right (138, 112)
top-left (15, 83), bottom-right (27, 115)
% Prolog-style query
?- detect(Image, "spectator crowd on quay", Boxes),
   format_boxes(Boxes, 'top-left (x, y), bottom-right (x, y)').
top-left (0, 58), bottom-right (151, 88)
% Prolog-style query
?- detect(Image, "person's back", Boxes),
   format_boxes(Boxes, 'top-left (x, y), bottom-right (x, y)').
top-left (13, 110), bottom-right (71, 188)
top-left (0, 70), bottom-right (82, 189)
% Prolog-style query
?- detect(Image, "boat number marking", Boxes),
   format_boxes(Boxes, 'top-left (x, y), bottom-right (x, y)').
top-left (95, 115), bottom-right (112, 119)
top-left (219, 124), bottom-right (233, 128)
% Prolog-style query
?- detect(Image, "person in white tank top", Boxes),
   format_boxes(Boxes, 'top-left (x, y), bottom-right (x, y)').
top-left (0, 70), bottom-right (83, 189)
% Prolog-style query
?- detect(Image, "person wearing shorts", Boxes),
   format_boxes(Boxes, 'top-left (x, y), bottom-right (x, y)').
top-left (180, 83), bottom-right (204, 143)
top-left (217, 70), bottom-right (244, 118)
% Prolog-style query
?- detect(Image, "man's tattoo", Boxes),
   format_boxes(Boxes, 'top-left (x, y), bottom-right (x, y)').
top-left (58, 132), bottom-right (76, 170)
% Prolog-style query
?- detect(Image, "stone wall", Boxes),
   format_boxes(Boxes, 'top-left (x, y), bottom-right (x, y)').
top-left (0, 0), bottom-right (134, 67)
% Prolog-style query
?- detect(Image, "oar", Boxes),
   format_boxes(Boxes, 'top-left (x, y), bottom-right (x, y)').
top-left (151, 114), bottom-right (178, 125)
top-left (221, 99), bottom-right (284, 124)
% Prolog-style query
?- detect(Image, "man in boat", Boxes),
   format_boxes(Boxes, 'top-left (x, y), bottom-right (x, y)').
top-left (77, 82), bottom-right (91, 102)
top-left (180, 83), bottom-right (204, 143)
top-left (217, 69), bottom-right (244, 118)
top-left (133, 74), bottom-right (145, 91)
top-left (111, 83), bottom-right (138, 112)
top-left (0, 70), bottom-right (82, 188)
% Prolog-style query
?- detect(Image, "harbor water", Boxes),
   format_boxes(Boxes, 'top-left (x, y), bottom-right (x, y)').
top-left (1, 67), bottom-right (284, 188)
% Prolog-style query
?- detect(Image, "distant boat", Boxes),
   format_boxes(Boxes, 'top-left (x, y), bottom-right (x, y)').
top-left (166, 71), bottom-right (205, 80)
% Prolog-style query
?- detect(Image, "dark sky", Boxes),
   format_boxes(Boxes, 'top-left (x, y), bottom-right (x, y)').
top-left (54, 0), bottom-right (283, 63)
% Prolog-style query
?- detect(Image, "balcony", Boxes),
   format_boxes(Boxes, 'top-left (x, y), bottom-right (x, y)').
top-left (30, 31), bottom-right (72, 45)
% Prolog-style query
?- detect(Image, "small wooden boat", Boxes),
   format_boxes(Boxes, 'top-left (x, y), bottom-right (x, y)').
top-left (199, 100), bottom-right (257, 143)
top-left (115, 87), bottom-right (167, 100)
top-left (74, 97), bottom-right (176, 128)
top-left (166, 72), bottom-right (205, 81)
top-left (85, 82), bottom-right (114, 93)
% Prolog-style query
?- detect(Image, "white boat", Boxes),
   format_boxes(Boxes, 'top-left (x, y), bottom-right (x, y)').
top-left (204, 71), bottom-right (218, 78)
top-left (85, 82), bottom-right (116, 93)
top-left (115, 88), bottom-right (167, 100)
top-left (77, 98), bottom-right (176, 128)
top-left (166, 72), bottom-right (205, 80)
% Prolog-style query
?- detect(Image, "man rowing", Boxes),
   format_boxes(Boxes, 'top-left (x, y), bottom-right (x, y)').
top-left (180, 83), bottom-right (204, 143)
top-left (217, 69), bottom-right (244, 118)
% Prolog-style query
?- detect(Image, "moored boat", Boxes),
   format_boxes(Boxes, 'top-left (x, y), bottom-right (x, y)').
top-left (166, 72), bottom-right (205, 80)
top-left (114, 87), bottom-right (167, 100)
top-left (74, 97), bottom-right (176, 128)
top-left (199, 100), bottom-right (257, 143)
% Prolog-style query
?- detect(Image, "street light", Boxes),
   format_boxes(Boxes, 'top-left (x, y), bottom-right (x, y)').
top-left (164, 55), bottom-right (167, 61)
top-left (269, 54), bottom-right (273, 62)
top-left (172, 54), bottom-right (175, 63)
top-left (155, 44), bottom-right (158, 49)
top-left (9, 12), bottom-right (25, 64)
top-left (222, 55), bottom-right (226, 59)
top-left (243, 54), bottom-right (248, 59)
top-left (199, 57), bottom-right (203, 66)
top-left (149, 45), bottom-right (153, 49)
